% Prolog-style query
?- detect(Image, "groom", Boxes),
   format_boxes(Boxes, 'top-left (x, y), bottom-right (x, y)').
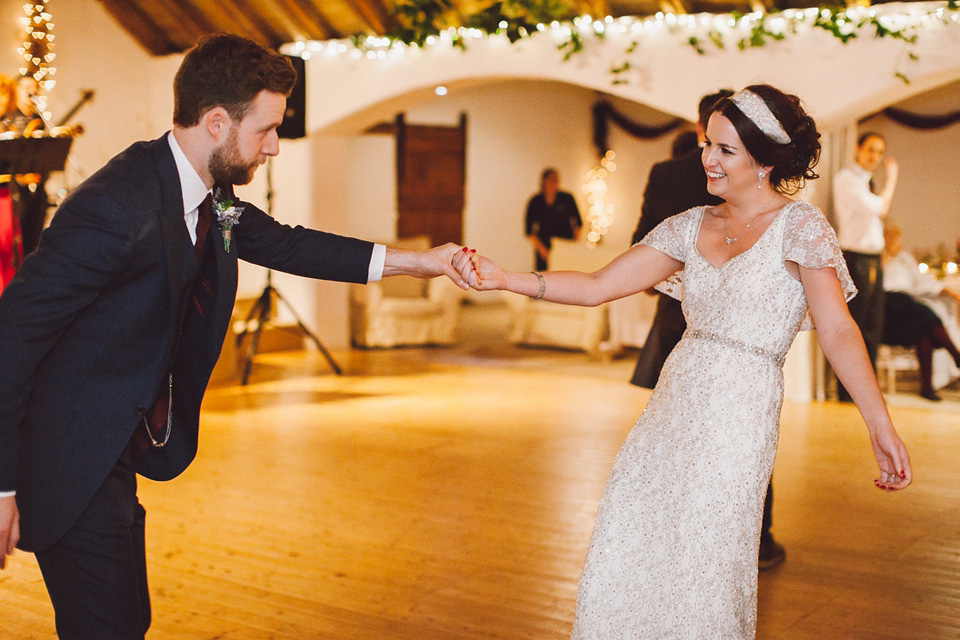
top-left (0, 33), bottom-right (468, 638)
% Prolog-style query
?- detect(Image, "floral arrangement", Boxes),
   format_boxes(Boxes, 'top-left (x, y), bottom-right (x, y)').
top-left (214, 188), bottom-right (243, 253)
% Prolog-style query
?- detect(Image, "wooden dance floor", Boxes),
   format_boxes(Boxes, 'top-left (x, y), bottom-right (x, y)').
top-left (2, 303), bottom-right (959, 639)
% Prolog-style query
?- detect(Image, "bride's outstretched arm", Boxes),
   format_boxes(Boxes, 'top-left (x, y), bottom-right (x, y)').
top-left (451, 244), bottom-right (682, 307)
top-left (799, 265), bottom-right (912, 491)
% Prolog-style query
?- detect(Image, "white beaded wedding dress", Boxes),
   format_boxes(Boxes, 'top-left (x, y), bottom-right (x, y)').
top-left (570, 201), bottom-right (855, 639)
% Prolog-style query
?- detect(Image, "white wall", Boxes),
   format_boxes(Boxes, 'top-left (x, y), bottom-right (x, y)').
top-left (343, 80), bottom-right (680, 275)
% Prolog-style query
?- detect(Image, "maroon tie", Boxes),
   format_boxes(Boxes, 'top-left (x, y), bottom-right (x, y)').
top-left (195, 192), bottom-right (213, 260)
top-left (192, 193), bottom-right (215, 317)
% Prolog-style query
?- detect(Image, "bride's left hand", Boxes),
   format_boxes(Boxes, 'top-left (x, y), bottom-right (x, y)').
top-left (870, 426), bottom-right (912, 491)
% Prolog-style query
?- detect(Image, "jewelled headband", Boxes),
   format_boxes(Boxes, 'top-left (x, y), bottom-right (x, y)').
top-left (729, 89), bottom-right (791, 144)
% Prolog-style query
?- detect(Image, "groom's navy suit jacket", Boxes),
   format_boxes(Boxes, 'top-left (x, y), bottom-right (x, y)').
top-left (0, 134), bottom-right (373, 551)
top-left (629, 146), bottom-right (722, 389)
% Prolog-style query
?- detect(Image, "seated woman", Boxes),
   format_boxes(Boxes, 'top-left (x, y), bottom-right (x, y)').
top-left (882, 224), bottom-right (960, 401)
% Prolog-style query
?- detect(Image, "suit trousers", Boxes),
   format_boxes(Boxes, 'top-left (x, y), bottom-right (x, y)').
top-left (34, 443), bottom-right (151, 640)
top-left (839, 251), bottom-right (884, 401)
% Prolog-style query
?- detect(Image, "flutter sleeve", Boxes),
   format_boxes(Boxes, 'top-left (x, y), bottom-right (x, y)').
top-left (635, 207), bottom-right (701, 301)
top-left (782, 201), bottom-right (857, 329)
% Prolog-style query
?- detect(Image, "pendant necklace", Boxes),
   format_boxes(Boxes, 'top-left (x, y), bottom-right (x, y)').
top-left (723, 193), bottom-right (778, 245)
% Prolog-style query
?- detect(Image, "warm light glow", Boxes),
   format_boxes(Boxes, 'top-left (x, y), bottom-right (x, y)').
top-left (582, 152), bottom-right (618, 246)
top-left (20, 0), bottom-right (54, 90)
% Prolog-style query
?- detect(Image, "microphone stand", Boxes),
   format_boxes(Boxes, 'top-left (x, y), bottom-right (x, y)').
top-left (236, 158), bottom-right (343, 384)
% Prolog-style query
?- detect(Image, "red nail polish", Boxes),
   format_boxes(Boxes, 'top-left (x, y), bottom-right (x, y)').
top-left (462, 247), bottom-right (468, 252)
top-left (471, 249), bottom-right (476, 253)
top-left (900, 471), bottom-right (906, 478)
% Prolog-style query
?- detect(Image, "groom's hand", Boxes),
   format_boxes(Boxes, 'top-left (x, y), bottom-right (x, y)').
top-left (452, 247), bottom-right (504, 291)
top-left (0, 495), bottom-right (19, 569)
top-left (382, 243), bottom-right (470, 289)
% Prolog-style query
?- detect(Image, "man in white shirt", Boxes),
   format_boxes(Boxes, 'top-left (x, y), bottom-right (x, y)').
top-left (833, 132), bottom-right (899, 401)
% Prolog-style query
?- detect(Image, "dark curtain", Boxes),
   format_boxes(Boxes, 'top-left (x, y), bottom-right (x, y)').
top-left (592, 101), bottom-right (685, 157)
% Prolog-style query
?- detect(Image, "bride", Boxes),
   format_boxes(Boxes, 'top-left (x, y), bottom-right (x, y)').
top-left (453, 84), bottom-right (911, 638)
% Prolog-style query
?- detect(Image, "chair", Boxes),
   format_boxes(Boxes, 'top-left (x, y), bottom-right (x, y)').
top-left (876, 344), bottom-right (918, 394)
top-left (349, 235), bottom-right (464, 347)
top-left (504, 239), bottom-right (622, 353)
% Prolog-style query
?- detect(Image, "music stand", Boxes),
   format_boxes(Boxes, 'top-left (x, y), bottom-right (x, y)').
top-left (235, 160), bottom-right (343, 384)
top-left (0, 136), bottom-right (73, 175)
top-left (0, 136), bottom-right (73, 268)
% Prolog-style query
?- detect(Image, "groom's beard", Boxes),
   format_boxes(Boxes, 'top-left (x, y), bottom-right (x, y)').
top-left (209, 128), bottom-right (258, 186)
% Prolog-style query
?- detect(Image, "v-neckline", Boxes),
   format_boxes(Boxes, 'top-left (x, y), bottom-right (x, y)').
top-left (693, 202), bottom-right (792, 271)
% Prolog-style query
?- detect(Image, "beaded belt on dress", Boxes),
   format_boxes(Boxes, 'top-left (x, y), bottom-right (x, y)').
top-left (686, 329), bottom-right (786, 367)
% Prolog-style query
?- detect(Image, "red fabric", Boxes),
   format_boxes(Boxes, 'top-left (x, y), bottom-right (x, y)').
top-left (0, 187), bottom-right (18, 293)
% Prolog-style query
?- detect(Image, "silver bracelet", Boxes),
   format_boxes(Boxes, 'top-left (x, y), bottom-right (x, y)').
top-left (531, 271), bottom-right (546, 300)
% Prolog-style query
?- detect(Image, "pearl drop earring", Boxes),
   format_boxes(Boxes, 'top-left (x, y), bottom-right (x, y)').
top-left (758, 170), bottom-right (766, 189)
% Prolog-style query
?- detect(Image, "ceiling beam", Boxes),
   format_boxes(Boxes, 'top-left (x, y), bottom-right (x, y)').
top-left (94, 0), bottom-right (177, 55)
top-left (588, 0), bottom-right (613, 18)
top-left (209, 0), bottom-right (288, 48)
top-left (151, 0), bottom-right (217, 49)
top-left (660, 0), bottom-right (687, 14)
top-left (345, 0), bottom-right (395, 34)
top-left (275, 0), bottom-right (344, 40)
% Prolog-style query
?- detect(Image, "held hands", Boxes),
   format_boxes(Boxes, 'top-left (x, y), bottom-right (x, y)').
top-left (0, 495), bottom-right (19, 569)
top-left (451, 247), bottom-right (506, 291)
top-left (423, 243), bottom-right (471, 289)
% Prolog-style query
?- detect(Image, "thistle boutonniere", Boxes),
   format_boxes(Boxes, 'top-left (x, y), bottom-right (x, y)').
top-left (214, 188), bottom-right (243, 253)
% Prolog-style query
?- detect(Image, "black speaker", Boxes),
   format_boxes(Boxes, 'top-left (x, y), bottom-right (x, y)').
top-left (277, 55), bottom-right (305, 139)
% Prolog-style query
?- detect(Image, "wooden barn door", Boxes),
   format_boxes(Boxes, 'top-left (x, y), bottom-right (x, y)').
top-left (395, 113), bottom-right (466, 246)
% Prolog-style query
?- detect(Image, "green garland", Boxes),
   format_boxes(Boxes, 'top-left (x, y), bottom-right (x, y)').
top-left (364, 0), bottom-right (578, 48)
top-left (358, 0), bottom-right (960, 84)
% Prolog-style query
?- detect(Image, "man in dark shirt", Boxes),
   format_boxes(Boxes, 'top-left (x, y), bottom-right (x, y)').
top-left (525, 168), bottom-right (582, 271)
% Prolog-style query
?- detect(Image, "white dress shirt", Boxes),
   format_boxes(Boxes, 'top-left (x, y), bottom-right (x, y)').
top-left (833, 164), bottom-right (886, 254)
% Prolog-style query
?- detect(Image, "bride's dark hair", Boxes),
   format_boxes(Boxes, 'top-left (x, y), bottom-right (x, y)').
top-left (709, 84), bottom-right (821, 195)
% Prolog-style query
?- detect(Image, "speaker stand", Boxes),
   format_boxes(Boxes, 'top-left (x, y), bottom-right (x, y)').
top-left (236, 270), bottom-right (343, 384)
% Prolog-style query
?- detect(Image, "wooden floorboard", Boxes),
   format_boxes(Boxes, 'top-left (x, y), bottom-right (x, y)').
top-left (2, 302), bottom-right (960, 638)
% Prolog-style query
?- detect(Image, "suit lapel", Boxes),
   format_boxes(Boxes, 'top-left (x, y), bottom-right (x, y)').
top-left (210, 183), bottom-right (238, 332)
top-left (151, 135), bottom-right (187, 332)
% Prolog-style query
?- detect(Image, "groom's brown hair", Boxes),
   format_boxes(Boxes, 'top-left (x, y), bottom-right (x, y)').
top-left (173, 33), bottom-right (297, 128)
